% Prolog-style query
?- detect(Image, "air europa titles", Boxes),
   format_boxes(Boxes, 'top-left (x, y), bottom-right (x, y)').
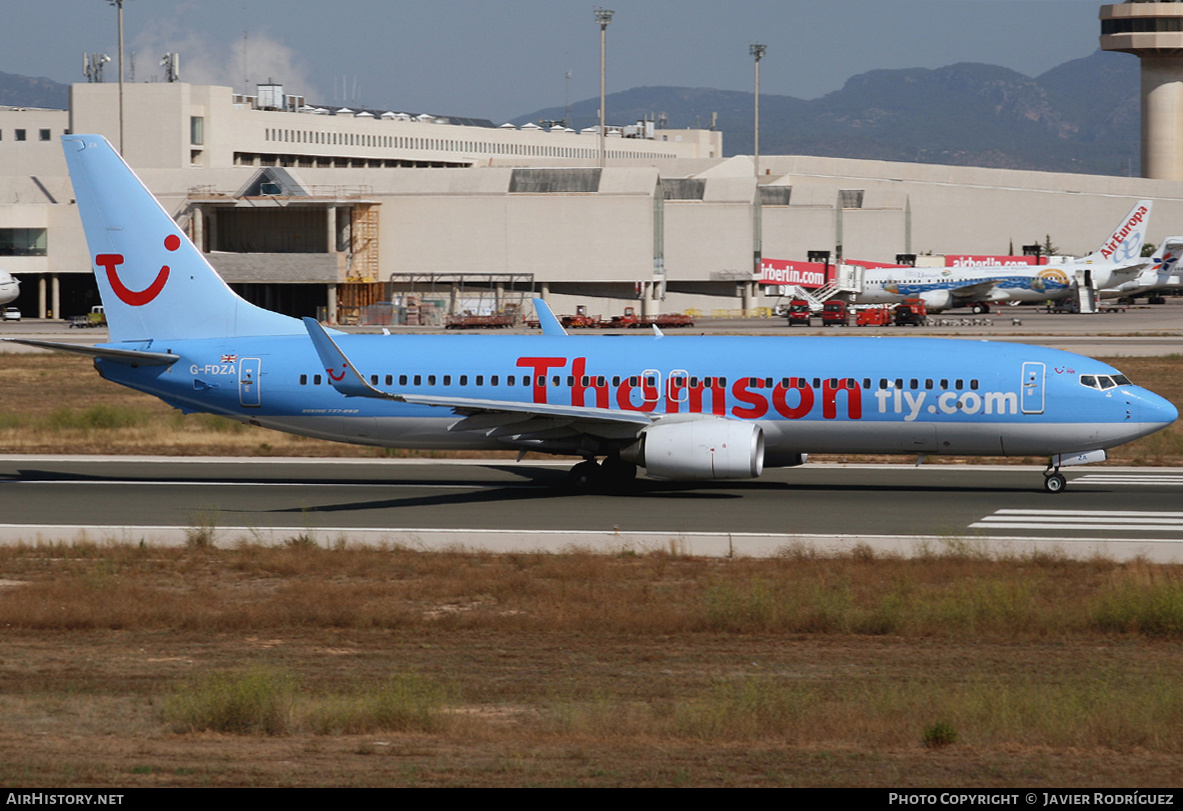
top-left (1100, 205), bottom-right (1150, 260)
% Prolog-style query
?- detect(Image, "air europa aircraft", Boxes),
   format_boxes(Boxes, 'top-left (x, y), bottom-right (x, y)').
top-left (14, 135), bottom-right (1177, 493)
top-left (856, 199), bottom-right (1153, 312)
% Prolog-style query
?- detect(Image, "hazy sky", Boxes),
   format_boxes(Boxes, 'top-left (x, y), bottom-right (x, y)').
top-left (7, 1), bottom-right (1108, 121)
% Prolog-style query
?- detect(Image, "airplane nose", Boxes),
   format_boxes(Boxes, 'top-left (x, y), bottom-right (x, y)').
top-left (1140, 389), bottom-right (1179, 428)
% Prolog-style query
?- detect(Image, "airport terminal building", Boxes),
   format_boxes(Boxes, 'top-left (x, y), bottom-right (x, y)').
top-left (2, 79), bottom-right (1183, 322)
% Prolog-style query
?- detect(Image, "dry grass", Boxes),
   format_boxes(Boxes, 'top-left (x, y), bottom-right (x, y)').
top-left (2, 543), bottom-right (1183, 785)
top-left (0, 353), bottom-right (1179, 463)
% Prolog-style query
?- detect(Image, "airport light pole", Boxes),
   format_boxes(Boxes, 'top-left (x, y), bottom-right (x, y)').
top-left (596, 8), bottom-right (614, 169)
top-left (750, 43), bottom-right (766, 178)
top-left (108, 0), bottom-right (131, 155)
top-left (749, 44), bottom-right (766, 316)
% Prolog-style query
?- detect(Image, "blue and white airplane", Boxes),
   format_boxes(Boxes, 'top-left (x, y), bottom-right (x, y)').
top-left (0, 270), bottom-right (19, 306)
top-left (857, 199), bottom-right (1153, 312)
top-left (1101, 237), bottom-right (1183, 302)
top-left (11, 135), bottom-right (1178, 493)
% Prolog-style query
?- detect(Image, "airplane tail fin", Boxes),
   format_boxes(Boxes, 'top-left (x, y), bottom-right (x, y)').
top-left (62, 134), bottom-right (303, 343)
top-left (1149, 236), bottom-right (1183, 271)
top-left (1078, 199), bottom-right (1152, 265)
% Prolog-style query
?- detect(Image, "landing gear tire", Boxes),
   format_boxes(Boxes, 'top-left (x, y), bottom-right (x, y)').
top-left (971, 303), bottom-right (990, 315)
top-left (1043, 473), bottom-right (1067, 494)
top-left (567, 459), bottom-right (602, 492)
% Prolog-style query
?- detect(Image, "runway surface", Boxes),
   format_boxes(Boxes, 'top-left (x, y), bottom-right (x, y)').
top-left (2, 456), bottom-right (1181, 561)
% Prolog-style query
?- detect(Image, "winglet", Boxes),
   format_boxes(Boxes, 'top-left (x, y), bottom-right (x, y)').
top-left (302, 317), bottom-right (393, 399)
top-left (532, 298), bottom-right (568, 337)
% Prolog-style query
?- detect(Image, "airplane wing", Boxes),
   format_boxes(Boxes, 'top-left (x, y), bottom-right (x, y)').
top-left (1107, 259), bottom-right (1150, 280)
top-left (1, 338), bottom-right (180, 366)
top-left (945, 279), bottom-right (1005, 301)
top-left (302, 317), bottom-right (655, 436)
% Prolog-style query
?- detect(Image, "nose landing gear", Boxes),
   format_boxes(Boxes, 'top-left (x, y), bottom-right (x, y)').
top-left (1043, 471), bottom-right (1067, 493)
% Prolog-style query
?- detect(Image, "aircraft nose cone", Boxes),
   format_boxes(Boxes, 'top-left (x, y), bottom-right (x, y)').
top-left (1140, 389), bottom-right (1179, 428)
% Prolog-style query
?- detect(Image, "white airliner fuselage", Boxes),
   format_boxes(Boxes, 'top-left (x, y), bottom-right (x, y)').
top-left (855, 201), bottom-right (1152, 312)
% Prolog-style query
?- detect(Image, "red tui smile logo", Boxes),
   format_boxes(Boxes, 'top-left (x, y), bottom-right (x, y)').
top-left (96, 234), bottom-right (179, 306)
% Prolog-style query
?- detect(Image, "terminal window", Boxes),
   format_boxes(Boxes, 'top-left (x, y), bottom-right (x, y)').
top-left (39, 129), bottom-right (50, 141)
top-left (0, 228), bottom-right (47, 256)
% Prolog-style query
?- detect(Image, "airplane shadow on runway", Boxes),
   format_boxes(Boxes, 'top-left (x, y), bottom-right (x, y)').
top-left (3, 465), bottom-right (1050, 522)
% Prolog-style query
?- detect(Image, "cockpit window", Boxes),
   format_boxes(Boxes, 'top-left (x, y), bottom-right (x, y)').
top-left (1080, 374), bottom-right (1127, 391)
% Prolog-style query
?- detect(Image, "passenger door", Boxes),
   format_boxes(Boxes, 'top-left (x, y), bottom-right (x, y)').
top-left (239, 357), bottom-right (262, 408)
top-left (1021, 361), bottom-right (1044, 415)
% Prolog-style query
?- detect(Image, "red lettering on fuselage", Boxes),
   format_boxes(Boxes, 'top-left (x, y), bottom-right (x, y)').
top-left (772, 378), bottom-right (813, 418)
top-left (731, 378), bottom-right (769, 419)
top-left (508, 356), bottom-right (861, 420)
top-left (570, 357), bottom-right (610, 408)
top-left (516, 357), bottom-right (566, 404)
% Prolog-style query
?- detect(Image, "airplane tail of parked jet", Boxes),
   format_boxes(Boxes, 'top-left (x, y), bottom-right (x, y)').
top-left (61, 134), bottom-right (303, 344)
top-left (1101, 236), bottom-right (1183, 299)
top-left (1077, 199), bottom-right (1152, 267)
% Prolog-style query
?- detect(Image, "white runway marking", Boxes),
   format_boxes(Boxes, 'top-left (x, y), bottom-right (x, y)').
top-left (1072, 473), bottom-right (1183, 486)
top-left (972, 509), bottom-right (1183, 534)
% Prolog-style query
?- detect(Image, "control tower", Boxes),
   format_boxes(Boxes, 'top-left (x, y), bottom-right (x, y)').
top-left (1101, 2), bottom-right (1183, 179)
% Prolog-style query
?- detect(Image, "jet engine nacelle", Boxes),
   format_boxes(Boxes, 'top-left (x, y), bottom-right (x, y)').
top-left (917, 289), bottom-right (955, 312)
top-left (625, 419), bottom-right (765, 480)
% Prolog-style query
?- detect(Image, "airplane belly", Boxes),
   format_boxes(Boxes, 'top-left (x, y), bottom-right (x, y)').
top-left (762, 418), bottom-right (1149, 458)
top-left (261, 415), bottom-right (505, 450)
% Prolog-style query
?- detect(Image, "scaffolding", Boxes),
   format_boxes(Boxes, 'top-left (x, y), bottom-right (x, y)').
top-left (386, 272), bottom-right (535, 327)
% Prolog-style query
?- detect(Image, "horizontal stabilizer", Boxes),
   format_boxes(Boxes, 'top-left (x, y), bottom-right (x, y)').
top-left (2, 338), bottom-right (179, 366)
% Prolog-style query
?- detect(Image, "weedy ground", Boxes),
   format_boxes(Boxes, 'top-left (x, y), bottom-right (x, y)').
top-left (1, 542), bottom-right (1183, 786)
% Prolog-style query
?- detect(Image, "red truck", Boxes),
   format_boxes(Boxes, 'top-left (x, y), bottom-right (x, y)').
top-left (597, 307), bottom-right (694, 329)
top-left (560, 305), bottom-right (599, 328)
top-left (821, 300), bottom-right (850, 327)
top-left (893, 298), bottom-right (928, 327)
top-left (856, 306), bottom-right (892, 327)
top-left (784, 299), bottom-right (812, 327)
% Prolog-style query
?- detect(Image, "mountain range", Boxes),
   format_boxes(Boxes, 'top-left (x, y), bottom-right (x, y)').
top-left (1, 50), bottom-right (1142, 176)
top-left (513, 50), bottom-right (1142, 177)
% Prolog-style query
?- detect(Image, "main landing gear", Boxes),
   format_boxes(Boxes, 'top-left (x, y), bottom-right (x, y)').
top-left (566, 456), bottom-right (638, 492)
